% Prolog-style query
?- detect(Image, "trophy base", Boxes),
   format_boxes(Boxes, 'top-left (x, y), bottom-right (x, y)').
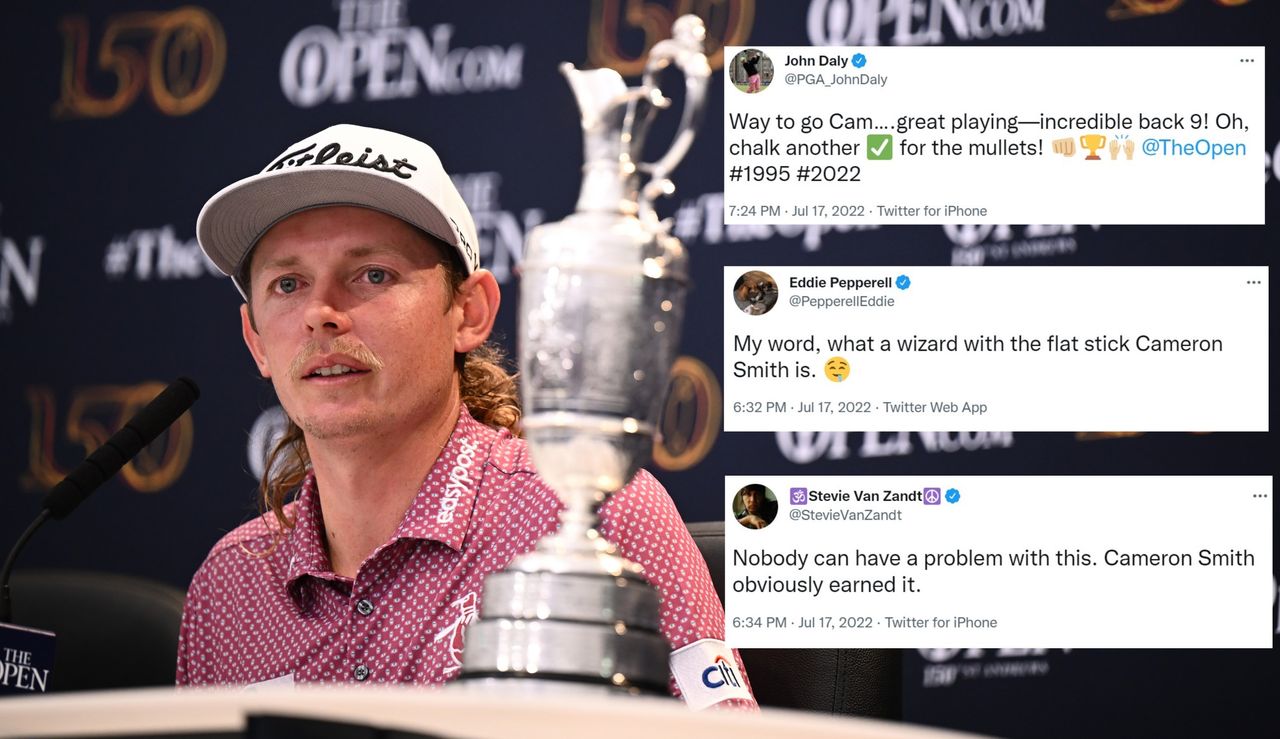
top-left (450, 675), bottom-right (661, 700)
top-left (460, 616), bottom-right (670, 695)
top-left (459, 566), bottom-right (670, 696)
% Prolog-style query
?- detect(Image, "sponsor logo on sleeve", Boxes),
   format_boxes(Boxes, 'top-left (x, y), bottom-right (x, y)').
top-left (670, 639), bottom-right (754, 710)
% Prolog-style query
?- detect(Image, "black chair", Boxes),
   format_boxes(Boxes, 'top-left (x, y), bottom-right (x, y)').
top-left (8, 569), bottom-right (187, 691)
top-left (685, 522), bottom-right (902, 719)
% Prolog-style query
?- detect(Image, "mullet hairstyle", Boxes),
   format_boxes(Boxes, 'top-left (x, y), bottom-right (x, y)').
top-left (247, 231), bottom-right (521, 543)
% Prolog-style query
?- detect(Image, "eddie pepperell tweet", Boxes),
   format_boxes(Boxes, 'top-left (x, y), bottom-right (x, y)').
top-left (723, 266), bottom-right (1268, 432)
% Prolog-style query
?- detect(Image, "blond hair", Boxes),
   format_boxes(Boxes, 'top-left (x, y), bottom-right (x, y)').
top-left (248, 233), bottom-right (520, 539)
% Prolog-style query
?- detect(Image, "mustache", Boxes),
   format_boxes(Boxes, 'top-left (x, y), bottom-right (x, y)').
top-left (288, 336), bottom-right (385, 378)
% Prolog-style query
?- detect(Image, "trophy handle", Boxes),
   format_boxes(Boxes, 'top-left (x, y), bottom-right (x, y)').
top-left (635, 15), bottom-right (711, 222)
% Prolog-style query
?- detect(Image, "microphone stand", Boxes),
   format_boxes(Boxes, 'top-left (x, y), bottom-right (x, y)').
top-left (0, 510), bottom-right (51, 622)
top-left (0, 376), bottom-right (199, 624)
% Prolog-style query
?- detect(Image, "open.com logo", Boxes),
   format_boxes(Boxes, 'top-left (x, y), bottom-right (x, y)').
top-left (701, 655), bottom-right (742, 689)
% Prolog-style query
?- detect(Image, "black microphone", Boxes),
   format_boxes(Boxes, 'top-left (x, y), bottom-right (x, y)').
top-left (42, 376), bottom-right (200, 519)
top-left (0, 377), bottom-right (199, 626)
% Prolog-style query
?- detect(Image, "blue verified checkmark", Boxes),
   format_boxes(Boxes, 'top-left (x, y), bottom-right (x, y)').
top-left (851, 53), bottom-right (867, 68)
top-left (895, 274), bottom-right (911, 290)
top-left (945, 488), bottom-right (960, 504)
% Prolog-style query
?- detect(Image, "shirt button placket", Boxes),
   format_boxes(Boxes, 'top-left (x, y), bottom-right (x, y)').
top-left (350, 584), bottom-right (377, 683)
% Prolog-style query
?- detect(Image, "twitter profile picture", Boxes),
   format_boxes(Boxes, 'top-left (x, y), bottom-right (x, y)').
top-left (731, 48), bottom-right (773, 94)
top-left (733, 270), bottom-right (779, 316)
top-left (734, 483), bottom-right (778, 530)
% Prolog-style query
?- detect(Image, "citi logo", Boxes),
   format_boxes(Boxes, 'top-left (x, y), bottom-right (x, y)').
top-left (701, 655), bottom-right (742, 689)
top-left (0, 205), bottom-right (45, 325)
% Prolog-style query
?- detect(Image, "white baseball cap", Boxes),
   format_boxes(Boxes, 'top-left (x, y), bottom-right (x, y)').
top-left (197, 124), bottom-right (480, 299)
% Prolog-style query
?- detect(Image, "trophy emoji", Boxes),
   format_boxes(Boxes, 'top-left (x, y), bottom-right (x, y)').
top-left (1079, 133), bottom-right (1107, 160)
top-left (458, 15), bottom-right (710, 696)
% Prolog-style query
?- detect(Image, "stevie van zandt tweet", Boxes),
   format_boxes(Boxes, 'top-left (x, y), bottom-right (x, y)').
top-left (724, 476), bottom-right (1273, 648)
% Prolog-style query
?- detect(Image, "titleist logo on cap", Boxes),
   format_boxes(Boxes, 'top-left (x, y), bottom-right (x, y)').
top-left (265, 141), bottom-right (419, 179)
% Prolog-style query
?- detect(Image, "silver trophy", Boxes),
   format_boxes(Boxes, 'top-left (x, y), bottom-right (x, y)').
top-left (459, 16), bottom-right (710, 695)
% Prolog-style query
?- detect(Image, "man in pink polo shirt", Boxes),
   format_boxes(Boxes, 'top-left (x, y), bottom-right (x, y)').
top-left (182, 124), bottom-right (755, 710)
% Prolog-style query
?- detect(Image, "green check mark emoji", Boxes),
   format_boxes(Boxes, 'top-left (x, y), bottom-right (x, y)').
top-left (867, 134), bottom-right (893, 160)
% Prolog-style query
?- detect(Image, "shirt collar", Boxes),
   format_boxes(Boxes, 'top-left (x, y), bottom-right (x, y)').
top-left (284, 407), bottom-right (498, 598)
top-left (388, 406), bottom-right (496, 550)
top-left (284, 474), bottom-right (336, 603)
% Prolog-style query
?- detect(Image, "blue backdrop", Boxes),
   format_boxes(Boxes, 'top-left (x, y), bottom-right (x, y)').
top-left (1, 1), bottom-right (1274, 736)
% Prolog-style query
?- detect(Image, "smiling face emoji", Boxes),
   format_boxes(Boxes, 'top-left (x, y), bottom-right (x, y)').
top-left (824, 356), bottom-right (850, 382)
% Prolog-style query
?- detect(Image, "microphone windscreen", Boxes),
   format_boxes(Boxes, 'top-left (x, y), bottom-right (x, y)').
top-left (124, 377), bottom-right (200, 443)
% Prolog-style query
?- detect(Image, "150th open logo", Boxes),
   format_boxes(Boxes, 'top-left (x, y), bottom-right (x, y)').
top-left (25, 383), bottom-right (194, 493)
top-left (1107, 0), bottom-right (1253, 21)
top-left (53, 6), bottom-right (226, 118)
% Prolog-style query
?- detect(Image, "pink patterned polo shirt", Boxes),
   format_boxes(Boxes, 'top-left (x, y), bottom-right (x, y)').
top-left (176, 407), bottom-right (755, 709)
